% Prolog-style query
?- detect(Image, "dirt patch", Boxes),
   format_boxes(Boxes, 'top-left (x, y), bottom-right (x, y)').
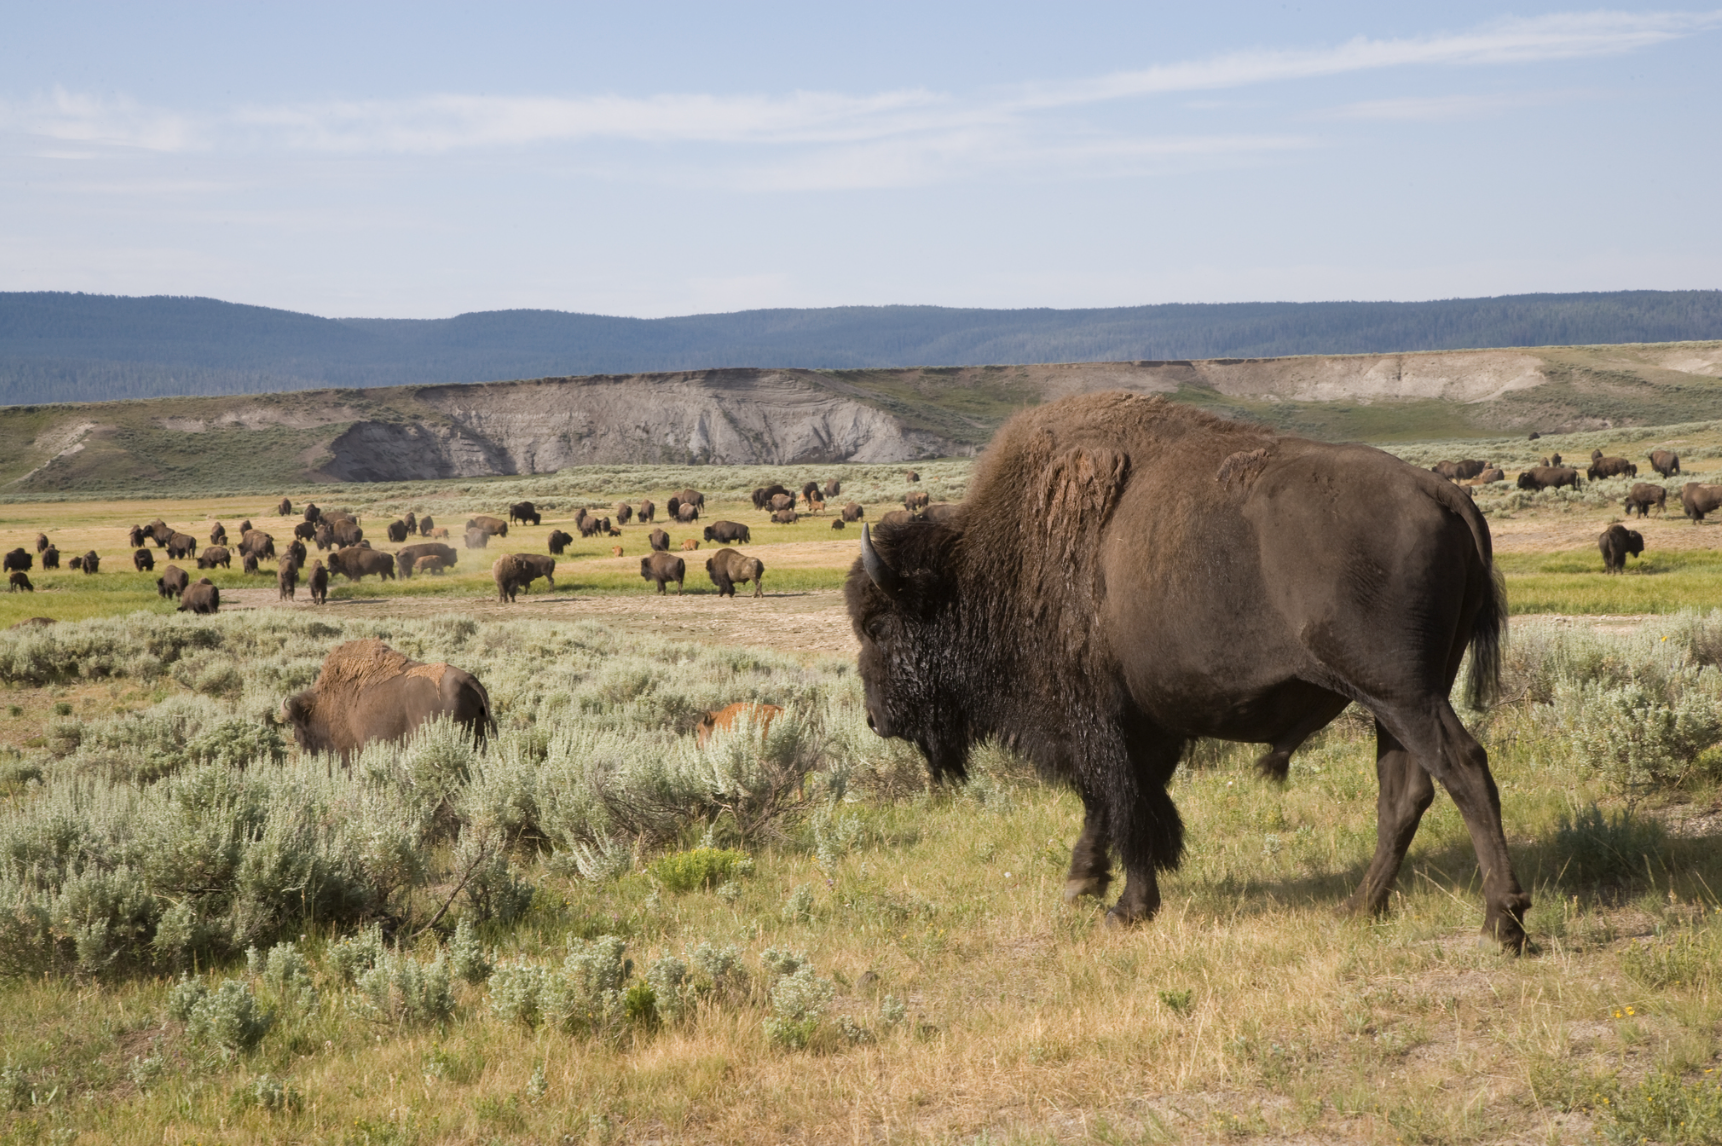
top-left (221, 585), bottom-right (861, 658)
top-left (1490, 512), bottom-right (1715, 553)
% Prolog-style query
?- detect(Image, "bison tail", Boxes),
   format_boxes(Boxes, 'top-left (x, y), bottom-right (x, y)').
top-left (1464, 560), bottom-right (1508, 711)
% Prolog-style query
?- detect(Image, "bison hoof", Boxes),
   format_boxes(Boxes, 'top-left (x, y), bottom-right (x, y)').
top-left (1062, 876), bottom-right (1108, 903)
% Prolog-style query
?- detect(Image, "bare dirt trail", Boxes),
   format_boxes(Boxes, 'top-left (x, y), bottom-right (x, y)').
top-left (1489, 511), bottom-right (1717, 553)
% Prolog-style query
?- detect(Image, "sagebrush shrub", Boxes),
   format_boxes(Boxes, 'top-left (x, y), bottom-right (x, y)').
top-left (354, 950), bottom-right (455, 1026)
top-left (648, 847), bottom-right (751, 892)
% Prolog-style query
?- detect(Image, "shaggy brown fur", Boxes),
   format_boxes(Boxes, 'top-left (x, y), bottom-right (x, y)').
top-left (1681, 482), bottom-right (1722, 522)
top-left (1625, 483), bottom-right (1667, 517)
top-left (279, 639), bottom-right (492, 759)
top-left (706, 548), bottom-right (765, 598)
top-left (640, 552), bottom-right (685, 594)
top-left (1650, 450), bottom-right (1681, 478)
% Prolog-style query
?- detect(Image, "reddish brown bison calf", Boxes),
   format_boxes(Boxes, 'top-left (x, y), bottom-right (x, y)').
top-left (694, 702), bottom-right (784, 748)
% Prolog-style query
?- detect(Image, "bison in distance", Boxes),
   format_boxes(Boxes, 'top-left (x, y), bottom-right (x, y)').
top-left (464, 526), bottom-right (491, 550)
top-left (2, 549), bottom-right (30, 574)
top-left (848, 391), bottom-right (1528, 950)
top-left (156, 566), bottom-right (189, 599)
top-left (1516, 466), bottom-right (1581, 492)
top-left (508, 501), bottom-right (540, 526)
top-left (637, 500), bottom-right (655, 524)
top-left (1599, 524), bottom-right (1645, 573)
top-left (279, 561), bottom-right (299, 600)
top-left (770, 509), bottom-right (798, 525)
top-left (548, 530), bottom-right (574, 555)
top-left (395, 543), bottom-right (457, 579)
top-left (39, 547), bottom-right (58, 570)
top-left (704, 521), bottom-right (751, 544)
top-left (133, 548), bottom-right (154, 572)
top-left (1624, 484), bottom-right (1668, 517)
top-left (178, 578), bottom-right (219, 614)
top-left (1649, 450), bottom-right (1681, 478)
top-left (841, 502), bottom-right (865, 522)
top-left (1431, 459), bottom-right (1488, 481)
top-left (753, 484), bottom-right (791, 509)
top-left (649, 529), bottom-right (670, 552)
top-left (386, 520), bottom-right (410, 543)
top-left (493, 554), bottom-right (556, 602)
top-left (1681, 483), bottom-right (1722, 522)
top-left (706, 549), bottom-right (765, 598)
top-left (279, 639), bottom-right (493, 761)
top-left (328, 547), bottom-right (396, 582)
top-left (640, 552), bottom-right (685, 594)
top-left (7, 571), bottom-right (30, 593)
top-left (197, 546), bottom-right (231, 570)
top-left (1588, 455), bottom-right (1637, 480)
top-left (308, 561), bottom-right (329, 605)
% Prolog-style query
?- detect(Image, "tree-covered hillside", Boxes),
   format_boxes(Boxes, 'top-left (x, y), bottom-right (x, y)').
top-left (2, 289), bottom-right (1720, 406)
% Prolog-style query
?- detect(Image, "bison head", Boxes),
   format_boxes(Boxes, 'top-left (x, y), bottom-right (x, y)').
top-left (847, 522), bottom-right (971, 780)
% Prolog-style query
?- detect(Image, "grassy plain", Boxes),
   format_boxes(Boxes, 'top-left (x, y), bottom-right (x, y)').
top-left (1, 425), bottom-right (1722, 1144)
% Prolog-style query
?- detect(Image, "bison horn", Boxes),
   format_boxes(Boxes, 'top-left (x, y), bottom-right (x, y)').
top-left (860, 524), bottom-right (901, 598)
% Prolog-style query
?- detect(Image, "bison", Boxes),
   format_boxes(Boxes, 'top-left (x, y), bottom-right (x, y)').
top-left (147, 520), bottom-right (173, 547)
top-left (313, 523), bottom-right (335, 550)
top-left (1469, 468), bottom-right (1505, 485)
top-left (1624, 483), bottom-right (1668, 517)
top-left (7, 571), bottom-right (31, 593)
top-left (770, 509), bottom-right (798, 524)
top-left (178, 578), bottom-right (219, 614)
top-left (637, 500), bottom-right (655, 524)
top-left (704, 521), bottom-right (751, 545)
top-left (752, 484), bottom-right (790, 509)
top-left (328, 546), bottom-right (396, 582)
top-left (40, 546), bottom-right (58, 570)
top-left (197, 546), bottom-right (231, 570)
top-left (841, 501), bottom-right (865, 522)
top-left (278, 560), bottom-right (299, 600)
top-left (1516, 466), bottom-right (1581, 492)
top-left (649, 528), bottom-right (670, 552)
top-left (848, 391), bottom-right (1527, 950)
top-left (1588, 456), bottom-right (1637, 480)
top-left (308, 561), bottom-right (329, 605)
top-left (133, 548), bottom-right (155, 572)
top-left (418, 514), bottom-right (435, 535)
top-left (1431, 459), bottom-right (1488, 481)
top-left (33, 534), bottom-right (48, 554)
top-left (640, 552), bottom-right (685, 594)
top-left (68, 556), bottom-right (83, 571)
top-left (464, 526), bottom-right (491, 549)
top-left (831, 519), bottom-right (846, 530)
top-left (166, 532), bottom-right (198, 559)
top-left (285, 540), bottom-right (307, 567)
top-left (128, 525), bottom-right (147, 549)
top-left (612, 502), bottom-right (633, 526)
top-left (706, 548), bottom-right (765, 598)
top-left (548, 530), bottom-right (574, 555)
top-left (903, 490), bottom-right (930, 513)
top-left (207, 523), bottom-right (227, 546)
top-left (824, 479), bottom-right (841, 500)
top-left (1598, 524), bottom-right (1645, 573)
top-left (278, 639), bottom-right (493, 760)
top-left (404, 512), bottom-right (418, 535)
top-left (3, 549), bottom-right (31, 573)
top-left (303, 503), bottom-right (322, 524)
top-left (414, 555), bottom-right (448, 575)
top-left (395, 542), bottom-right (457, 579)
top-left (802, 481), bottom-right (821, 508)
top-left (1649, 450), bottom-right (1681, 479)
top-left (387, 520), bottom-right (410, 543)
top-left (238, 530), bottom-right (276, 561)
top-left (78, 550), bottom-right (100, 575)
top-left (768, 493), bottom-right (794, 512)
top-left (694, 702), bottom-right (783, 748)
top-left (469, 515), bottom-right (509, 537)
top-left (674, 503), bottom-right (699, 524)
top-left (508, 501), bottom-right (540, 526)
top-left (278, 497), bottom-right (293, 517)
top-left (905, 469), bottom-right (920, 482)
top-left (242, 553), bottom-right (259, 575)
top-left (156, 565), bottom-right (189, 599)
top-left (675, 488), bottom-right (705, 511)
top-left (681, 538), bottom-right (700, 551)
top-left (1681, 482), bottom-right (1722, 522)
top-left (493, 553), bottom-right (555, 602)
top-left (330, 520), bottom-right (363, 548)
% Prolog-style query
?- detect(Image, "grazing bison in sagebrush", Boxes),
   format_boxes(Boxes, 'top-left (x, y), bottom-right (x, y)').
top-left (1650, 450), bottom-right (1681, 478)
top-left (469, 515), bottom-right (508, 537)
top-left (3, 549), bottom-right (31, 573)
top-left (768, 493), bottom-right (794, 513)
top-left (752, 484), bottom-right (791, 509)
top-left (704, 520), bottom-right (751, 544)
top-left (1517, 466), bottom-right (1581, 492)
top-left (1599, 524), bottom-right (1645, 573)
top-left (1625, 483), bottom-right (1668, 517)
top-left (404, 512), bottom-right (418, 535)
top-left (706, 548), bottom-right (765, 598)
top-left (166, 532), bottom-right (198, 560)
top-left (824, 478), bottom-right (841, 500)
top-left (133, 548), bottom-right (155, 572)
top-left (329, 546), bottom-right (395, 582)
top-left (508, 501), bottom-right (537, 525)
top-left (674, 503), bottom-right (700, 524)
top-left (802, 481), bottom-right (821, 508)
top-left (1470, 467), bottom-right (1506, 485)
top-left (156, 565), bottom-right (189, 599)
top-left (40, 546), bottom-right (58, 570)
top-left (238, 530), bottom-right (275, 561)
top-left (308, 561), bottom-right (328, 605)
top-left (905, 469), bottom-right (920, 482)
top-left (1431, 459), bottom-right (1488, 481)
top-left (493, 553), bottom-right (555, 602)
top-left (1588, 455), bottom-right (1637, 480)
top-left (547, 530), bottom-right (574, 555)
top-left (649, 528), bottom-right (670, 552)
top-left (848, 391), bottom-right (1528, 949)
top-left (7, 571), bottom-right (31, 593)
top-left (694, 702), bottom-right (783, 749)
top-left (1681, 482), bottom-right (1722, 522)
top-left (197, 546), bottom-right (231, 570)
top-left (178, 578), bottom-right (219, 614)
top-left (640, 552), bottom-right (685, 594)
top-left (278, 639), bottom-right (493, 761)
top-left (395, 542), bottom-right (457, 579)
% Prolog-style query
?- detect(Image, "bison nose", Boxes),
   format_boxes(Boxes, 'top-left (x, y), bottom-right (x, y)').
top-left (865, 711), bottom-right (876, 731)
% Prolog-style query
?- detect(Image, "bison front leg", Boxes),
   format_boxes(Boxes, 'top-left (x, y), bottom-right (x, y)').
top-left (1063, 801), bottom-right (1111, 903)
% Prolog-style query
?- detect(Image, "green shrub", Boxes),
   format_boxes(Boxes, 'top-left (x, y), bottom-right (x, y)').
top-left (1603, 1068), bottom-right (1722, 1144)
top-left (353, 950), bottom-right (455, 1026)
top-left (1623, 924), bottom-right (1722, 990)
top-left (763, 961), bottom-right (835, 1050)
top-left (172, 977), bottom-right (274, 1056)
top-left (648, 847), bottom-right (751, 892)
top-left (446, 919), bottom-right (492, 985)
top-left (1549, 804), bottom-right (1668, 887)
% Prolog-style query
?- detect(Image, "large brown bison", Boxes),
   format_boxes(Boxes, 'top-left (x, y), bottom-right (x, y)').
top-left (278, 497), bottom-right (293, 516)
top-left (210, 522), bottom-right (229, 546)
top-left (166, 533), bottom-right (198, 560)
top-left (197, 545), bottom-right (231, 570)
top-left (395, 542), bottom-right (457, 579)
top-left (1431, 459), bottom-right (1488, 481)
top-left (147, 520), bottom-right (173, 547)
top-left (1624, 483), bottom-right (1668, 517)
top-left (278, 560), bottom-right (299, 600)
top-left (285, 540), bottom-right (307, 568)
top-left (7, 571), bottom-right (31, 593)
top-left (848, 392), bottom-right (1527, 950)
top-left (824, 479), bottom-right (841, 500)
top-left (128, 525), bottom-right (147, 549)
top-left (3, 549), bottom-right (30, 573)
top-left (178, 578), bottom-right (219, 614)
top-left (78, 550), bottom-right (100, 575)
top-left (675, 488), bottom-right (705, 511)
top-left (841, 501), bottom-right (865, 522)
top-left (313, 522), bottom-right (335, 550)
top-left (39, 546), bottom-right (58, 570)
top-left (905, 469), bottom-right (920, 482)
top-left (278, 639), bottom-right (493, 760)
top-left (752, 484), bottom-right (791, 509)
top-left (640, 552), bottom-right (685, 594)
top-left (303, 503), bottom-right (322, 524)
top-left (294, 521), bottom-right (317, 542)
top-left (329, 546), bottom-right (396, 582)
top-left (1681, 482), bottom-right (1722, 522)
top-left (767, 493), bottom-right (794, 512)
top-left (694, 702), bottom-right (783, 748)
top-left (469, 515), bottom-right (509, 537)
top-left (508, 501), bottom-right (539, 526)
top-left (404, 512), bottom-right (418, 535)
top-left (156, 565), bottom-right (189, 599)
top-left (704, 521), bottom-right (751, 544)
top-left (648, 528), bottom-right (670, 551)
top-left (418, 514), bottom-right (434, 535)
top-left (674, 503), bottom-right (699, 524)
top-left (331, 520), bottom-right (363, 548)
top-left (637, 500), bottom-right (655, 524)
top-left (612, 502), bottom-right (633, 525)
top-left (1516, 466), bottom-right (1581, 492)
top-left (802, 481), bottom-right (821, 508)
top-left (1587, 456), bottom-right (1637, 480)
top-left (386, 520), bottom-right (410, 543)
top-left (1649, 450), bottom-right (1681, 478)
top-left (493, 553), bottom-right (555, 601)
top-left (464, 526), bottom-right (491, 549)
top-left (706, 548), bottom-right (765, 598)
top-left (547, 530), bottom-right (574, 555)
top-left (308, 561), bottom-right (328, 605)
top-left (1598, 524), bottom-right (1645, 573)
top-left (34, 534), bottom-right (49, 554)
top-left (134, 548), bottom-right (155, 572)
top-left (770, 509), bottom-right (798, 524)
top-left (238, 530), bottom-right (275, 561)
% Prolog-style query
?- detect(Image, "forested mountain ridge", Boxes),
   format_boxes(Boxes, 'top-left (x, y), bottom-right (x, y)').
top-left (2, 289), bottom-right (1720, 406)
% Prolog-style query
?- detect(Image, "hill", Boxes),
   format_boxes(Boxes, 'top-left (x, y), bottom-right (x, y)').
top-left (2, 341), bottom-right (1720, 494)
top-left (2, 290), bottom-right (1721, 405)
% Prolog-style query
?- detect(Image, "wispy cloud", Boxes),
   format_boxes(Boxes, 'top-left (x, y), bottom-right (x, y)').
top-left (0, 88), bottom-right (198, 151)
top-left (1321, 90), bottom-right (1590, 122)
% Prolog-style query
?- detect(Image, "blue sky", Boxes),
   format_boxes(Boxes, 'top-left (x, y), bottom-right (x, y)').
top-left (2, 3), bottom-right (1718, 318)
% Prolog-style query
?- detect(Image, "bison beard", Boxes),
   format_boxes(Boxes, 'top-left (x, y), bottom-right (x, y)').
top-left (846, 392), bottom-right (1527, 950)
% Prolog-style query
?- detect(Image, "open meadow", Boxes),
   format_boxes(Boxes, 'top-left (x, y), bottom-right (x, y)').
top-left (1, 423), bottom-right (1721, 1144)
